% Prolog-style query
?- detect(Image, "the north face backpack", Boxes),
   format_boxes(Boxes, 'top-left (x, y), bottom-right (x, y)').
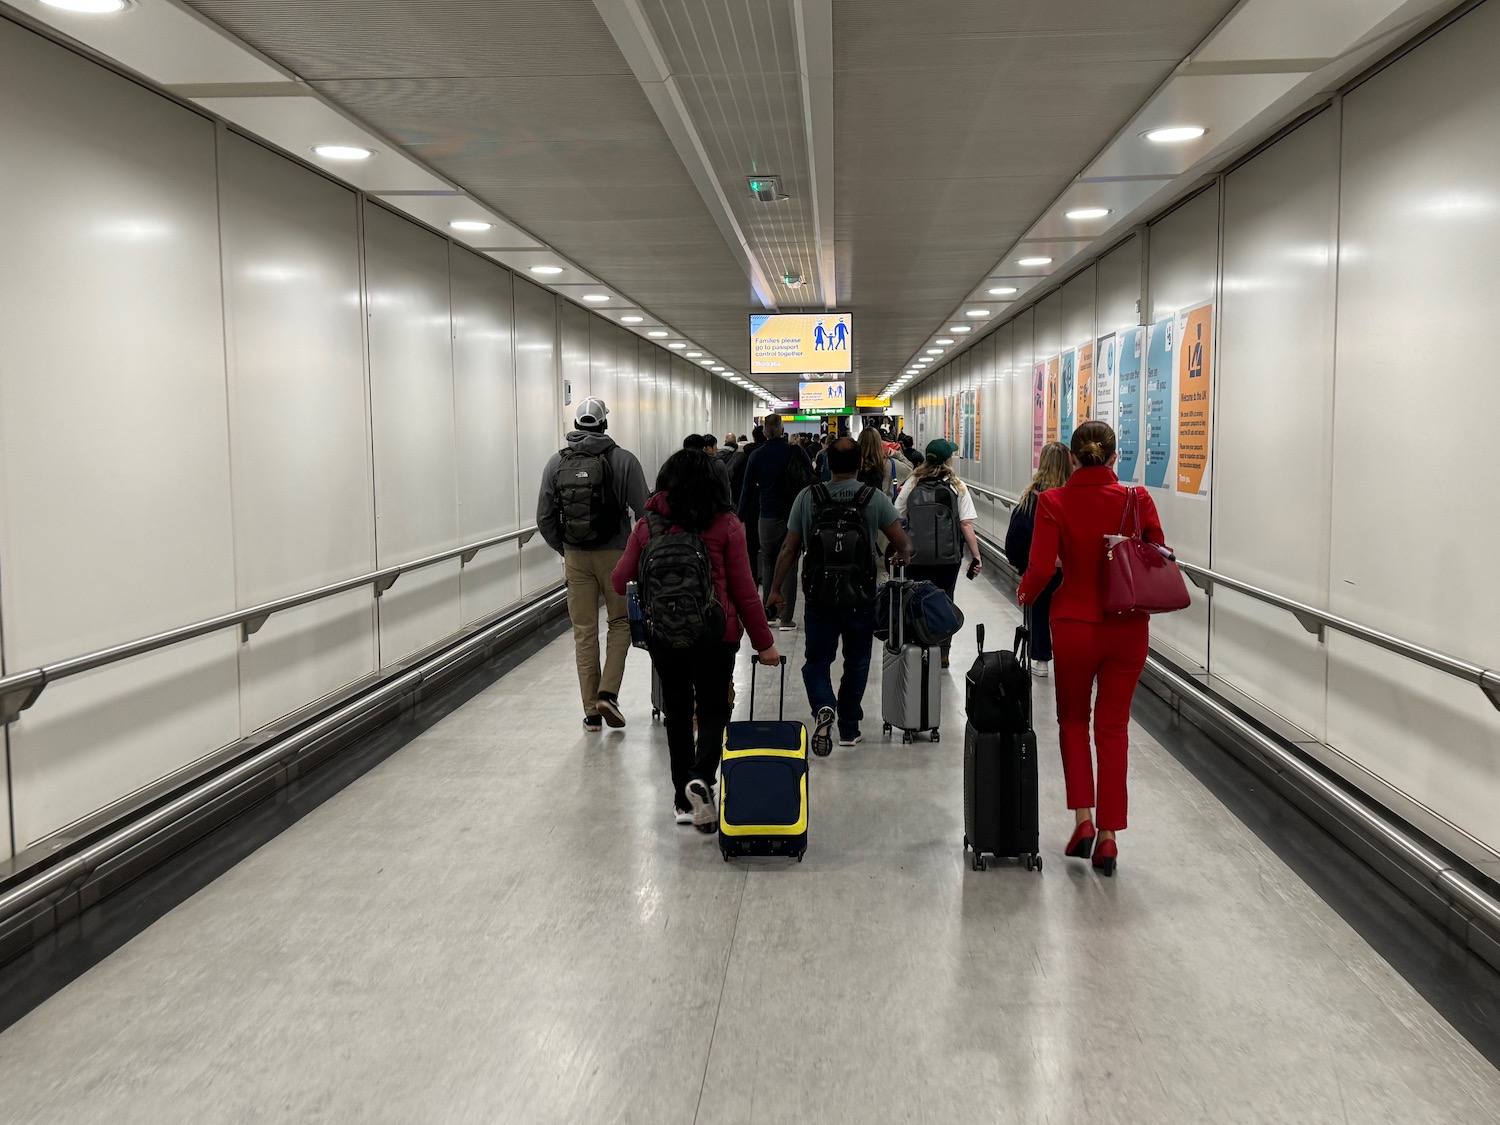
top-left (803, 484), bottom-right (877, 612)
top-left (637, 514), bottom-right (725, 649)
top-left (554, 446), bottom-right (622, 549)
top-left (906, 478), bottom-right (963, 565)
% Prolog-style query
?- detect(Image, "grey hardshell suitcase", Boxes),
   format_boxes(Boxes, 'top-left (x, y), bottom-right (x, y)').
top-left (881, 564), bottom-right (941, 743)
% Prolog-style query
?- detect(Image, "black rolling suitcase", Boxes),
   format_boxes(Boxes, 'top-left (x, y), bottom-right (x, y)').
top-left (719, 657), bottom-right (809, 861)
top-left (963, 621), bottom-right (1041, 872)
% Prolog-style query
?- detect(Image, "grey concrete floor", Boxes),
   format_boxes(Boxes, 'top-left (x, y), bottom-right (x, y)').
top-left (1, 576), bottom-right (1498, 1124)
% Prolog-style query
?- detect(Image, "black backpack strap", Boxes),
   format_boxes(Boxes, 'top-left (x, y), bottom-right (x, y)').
top-left (810, 482), bottom-right (831, 508)
top-left (853, 485), bottom-right (876, 509)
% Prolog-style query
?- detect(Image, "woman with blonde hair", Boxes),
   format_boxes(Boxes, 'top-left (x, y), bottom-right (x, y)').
top-left (856, 425), bottom-right (899, 497)
top-left (895, 439), bottom-right (982, 667)
top-left (1004, 441), bottom-right (1072, 676)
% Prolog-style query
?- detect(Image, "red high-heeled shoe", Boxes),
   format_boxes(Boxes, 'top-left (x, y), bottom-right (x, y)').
top-left (1065, 820), bottom-right (1096, 859)
top-left (1092, 838), bottom-right (1118, 876)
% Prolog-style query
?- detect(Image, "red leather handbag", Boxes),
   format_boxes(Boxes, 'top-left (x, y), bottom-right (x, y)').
top-left (1101, 489), bottom-right (1191, 615)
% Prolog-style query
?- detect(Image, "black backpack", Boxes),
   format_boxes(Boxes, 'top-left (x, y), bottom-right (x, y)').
top-left (966, 623), bottom-right (1031, 735)
top-left (1004, 493), bottom-right (1036, 571)
top-left (906, 478), bottom-right (963, 565)
top-left (637, 514), bottom-right (725, 649)
top-left (803, 484), bottom-right (877, 612)
top-left (554, 446), bottom-right (622, 548)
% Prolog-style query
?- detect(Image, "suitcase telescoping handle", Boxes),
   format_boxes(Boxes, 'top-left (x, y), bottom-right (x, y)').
top-left (749, 654), bottom-right (788, 721)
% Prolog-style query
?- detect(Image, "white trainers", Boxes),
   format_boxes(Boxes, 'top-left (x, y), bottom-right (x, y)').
top-left (672, 804), bottom-right (694, 826)
top-left (685, 779), bottom-right (717, 834)
top-left (1031, 660), bottom-right (1050, 679)
top-left (779, 618), bottom-right (799, 631)
top-left (838, 731), bottom-right (863, 747)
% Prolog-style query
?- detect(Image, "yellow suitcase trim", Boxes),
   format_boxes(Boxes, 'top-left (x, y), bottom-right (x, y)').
top-left (718, 774), bottom-right (809, 837)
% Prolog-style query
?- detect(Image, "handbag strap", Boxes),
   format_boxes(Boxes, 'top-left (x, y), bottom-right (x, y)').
top-left (1117, 487), bottom-right (1142, 540)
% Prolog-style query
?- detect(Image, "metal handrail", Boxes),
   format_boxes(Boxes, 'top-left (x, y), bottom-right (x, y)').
top-left (0, 525), bottom-right (541, 724)
top-left (1178, 561), bottom-right (1500, 713)
top-left (965, 482), bottom-right (1017, 509)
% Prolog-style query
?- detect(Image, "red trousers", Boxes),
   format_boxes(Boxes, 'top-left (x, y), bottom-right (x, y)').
top-left (1050, 616), bottom-right (1149, 832)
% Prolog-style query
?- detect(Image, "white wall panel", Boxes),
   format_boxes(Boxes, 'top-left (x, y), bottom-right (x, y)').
top-left (218, 132), bottom-right (378, 733)
top-left (0, 23), bottom-right (241, 847)
top-left (561, 301), bottom-right (591, 421)
top-left (610, 327), bottom-right (641, 462)
top-left (1061, 267), bottom-right (1097, 354)
top-left (1009, 308), bottom-right (1035, 500)
top-left (363, 202), bottom-right (462, 662)
top-left (1097, 234), bottom-right (1143, 337)
top-left (451, 247), bottom-right (522, 625)
top-left (1146, 185), bottom-right (1219, 669)
top-left (1328, 2), bottom-right (1500, 851)
top-left (1212, 109), bottom-right (1341, 739)
top-left (513, 278), bottom-right (563, 597)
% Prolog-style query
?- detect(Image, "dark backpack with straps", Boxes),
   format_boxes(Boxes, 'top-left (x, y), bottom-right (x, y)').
top-left (803, 484), bottom-right (877, 612)
top-left (554, 446), bottom-right (623, 548)
top-left (906, 478), bottom-right (963, 565)
top-left (637, 513), bottom-right (725, 649)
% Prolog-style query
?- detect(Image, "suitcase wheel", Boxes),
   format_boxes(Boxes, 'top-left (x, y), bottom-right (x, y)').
top-left (1025, 854), bottom-right (1034, 872)
top-left (973, 853), bottom-right (988, 872)
top-left (652, 708), bottom-right (661, 721)
top-left (722, 851), bottom-right (732, 863)
top-left (902, 730), bottom-right (913, 744)
top-left (797, 852), bottom-right (805, 863)
top-left (931, 728), bottom-right (941, 743)
top-left (882, 722), bottom-right (891, 736)
top-left (1035, 855), bottom-right (1043, 872)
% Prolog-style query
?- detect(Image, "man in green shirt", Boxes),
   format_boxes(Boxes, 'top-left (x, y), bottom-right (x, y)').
top-left (769, 437), bottom-right (912, 754)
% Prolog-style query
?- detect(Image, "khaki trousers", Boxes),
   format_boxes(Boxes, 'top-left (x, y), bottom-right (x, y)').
top-left (564, 547), bottom-right (631, 716)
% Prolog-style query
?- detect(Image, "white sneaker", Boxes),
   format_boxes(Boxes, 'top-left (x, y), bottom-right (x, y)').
top-left (780, 618), bottom-right (799, 630)
top-left (685, 779), bottom-right (717, 834)
top-left (672, 804), bottom-right (694, 826)
top-left (838, 731), bottom-right (863, 747)
top-left (1031, 660), bottom-right (1050, 679)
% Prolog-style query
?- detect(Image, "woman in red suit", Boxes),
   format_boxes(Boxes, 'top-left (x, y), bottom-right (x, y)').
top-left (1016, 421), bottom-right (1167, 876)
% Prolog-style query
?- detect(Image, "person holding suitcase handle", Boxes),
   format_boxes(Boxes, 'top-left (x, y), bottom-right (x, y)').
top-left (767, 436), bottom-right (913, 755)
top-left (613, 450), bottom-right (781, 831)
top-left (1016, 421), bottom-right (1174, 876)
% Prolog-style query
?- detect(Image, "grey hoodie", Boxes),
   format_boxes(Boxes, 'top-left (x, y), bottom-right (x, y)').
top-left (536, 430), bottom-right (650, 554)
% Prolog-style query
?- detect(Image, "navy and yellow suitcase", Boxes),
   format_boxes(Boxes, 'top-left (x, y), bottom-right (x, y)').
top-left (718, 657), bottom-right (808, 861)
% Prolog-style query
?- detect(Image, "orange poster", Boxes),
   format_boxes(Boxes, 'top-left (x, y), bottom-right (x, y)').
top-left (1175, 302), bottom-right (1213, 496)
top-left (1045, 355), bottom-right (1060, 442)
top-left (1077, 341), bottom-right (1094, 423)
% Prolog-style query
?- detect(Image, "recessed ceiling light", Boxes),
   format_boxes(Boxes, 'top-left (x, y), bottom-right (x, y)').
top-left (686, 351), bottom-right (703, 358)
top-left (648, 330), bottom-right (669, 338)
top-left (41, 0), bottom-right (129, 11)
top-left (1143, 125), bottom-right (1207, 144)
top-left (936, 338), bottom-right (955, 346)
top-left (311, 144), bottom-right (372, 161)
top-left (668, 342), bottom-right (687, 349)
top-left (582, 294), bottom-right (610, 303)
top-left (620, 315), bottom-right (644, 324)
top-left (988, 286), bottom-right (1018, 296)
top-left (1017, 256), bottom-right (1053, 267)
top-left (965, 308), bottom-right (991, 317)
top-left (926, 348), bottom-right (944, 355)
top-left (951, 326), bottom-right (972, 334)
top-left (449, 220), bottom-right (493, 232)
top-left (700, 359), bottom-right (715, 366)
top-left (529, 265), bottom-right (564, 275)
top-left (907, 368), bottom-right (920, 374)
top-left (1065, 207), bottom-right (1113, 221)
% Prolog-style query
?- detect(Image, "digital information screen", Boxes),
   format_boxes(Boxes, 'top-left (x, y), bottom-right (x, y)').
top-left (750, 313), bottom-right (853, 374)
top-left (798, 381), bottom-right (847, 410)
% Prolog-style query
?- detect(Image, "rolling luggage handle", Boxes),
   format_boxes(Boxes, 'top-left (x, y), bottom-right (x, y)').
top-left (748, 654), bottom-right (789, 721)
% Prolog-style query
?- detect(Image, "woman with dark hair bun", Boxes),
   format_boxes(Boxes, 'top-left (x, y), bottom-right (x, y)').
top-left (1016, 420), bottom-right (1170, 876)
top-left (613, 450), bottom-right (780, 832)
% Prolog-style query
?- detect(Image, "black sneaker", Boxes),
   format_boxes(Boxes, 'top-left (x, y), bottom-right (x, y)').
top-left (583, 715), bottom-right (603, 733)
top-left (596, 692), bottom-right (626, 728)
top-left (811, 706), bottom-right (835, 757)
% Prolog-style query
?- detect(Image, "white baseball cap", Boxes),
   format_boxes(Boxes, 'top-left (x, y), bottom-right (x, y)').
top-left (575, 396), bottom-right (609, 429)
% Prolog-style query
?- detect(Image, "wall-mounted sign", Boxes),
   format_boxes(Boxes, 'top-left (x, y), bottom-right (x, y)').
top-left (798, 380), bottom-right (847, 410)
top-left (805, 406), bottom-right (853, 416)
top-left (855, 396), bottom-right (891, 409)
top-left (750, 313), bottom-right (853, 374)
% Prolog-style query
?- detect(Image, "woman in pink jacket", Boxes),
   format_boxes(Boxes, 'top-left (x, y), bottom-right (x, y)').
top-left (613, 450), bottom-right (781, 831)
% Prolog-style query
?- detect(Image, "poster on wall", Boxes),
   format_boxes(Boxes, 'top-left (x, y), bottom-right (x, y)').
top-left (1175, 301), bottom-right (1214, 497)
top-left (1045, 356), bottom-right (1060, 443)
top-left (1059, 349), bottom-right (1077, 446)
top-left (1115, 326), bottom-right (1144, 483)
top-left (1032, 361), bottom-right (1046, 468)
top-left (1144, 314), bottom-right (1175, 490)
top-left (1094, 333), bottom-right (1117, 432)
top-left (1077, 341), bottom-right (1094, 426)
top-left (964, 389), bottom-right (977, 459)
top-left (973, 386), bottom-right (982, 462)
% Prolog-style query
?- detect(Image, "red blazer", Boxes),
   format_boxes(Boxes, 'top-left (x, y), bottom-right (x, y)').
top-left (1017, 466), bottom-right (1167, 624)
top-left (612, 493), bottom-right (776, 652)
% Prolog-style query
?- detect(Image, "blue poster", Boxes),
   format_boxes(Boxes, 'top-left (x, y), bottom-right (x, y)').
top-left (1115, 326), bottom-right (1144, 483)
top-left (1144, 314), bottom-right (1175, 489)
top-left (1059, 349), bottom-right (1076, 446)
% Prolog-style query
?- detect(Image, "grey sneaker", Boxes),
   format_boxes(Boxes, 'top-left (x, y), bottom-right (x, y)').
top-left (1031, 660), bottom-right (1050, 679)
top-left (685, 779), bottom-right (717, 833)
top-left (811, 706), bottom-right (835, 757)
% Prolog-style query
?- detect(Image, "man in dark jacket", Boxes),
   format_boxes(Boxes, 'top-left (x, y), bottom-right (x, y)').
top-left (737, 414), bottom-right (816, 629)
top-left (537, 397), bottom-right (650, 733)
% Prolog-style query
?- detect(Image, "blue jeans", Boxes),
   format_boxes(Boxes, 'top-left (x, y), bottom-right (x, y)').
top-left (801, 602), bottom-right (877, 738)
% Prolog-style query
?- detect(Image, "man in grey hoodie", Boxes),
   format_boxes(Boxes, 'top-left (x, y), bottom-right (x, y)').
top-left (537, 397), bottom-right (650, 732)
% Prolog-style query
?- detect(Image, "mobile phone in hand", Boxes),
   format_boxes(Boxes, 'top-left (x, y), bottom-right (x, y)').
top-left (966, 557), bottom-right (980, 580)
